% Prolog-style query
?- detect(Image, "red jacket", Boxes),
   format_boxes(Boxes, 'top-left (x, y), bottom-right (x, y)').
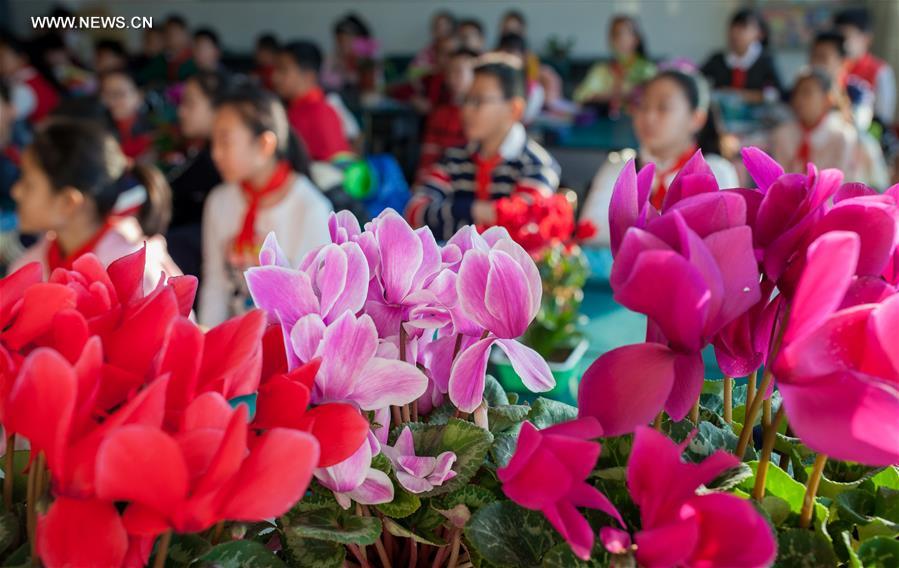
top-left (286, 88), bottom-right (351, 161)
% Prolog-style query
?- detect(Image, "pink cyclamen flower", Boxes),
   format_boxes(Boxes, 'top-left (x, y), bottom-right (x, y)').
top-left (382, 426), bottom-right (456, 494)
top-left (579, 158), bottom-right (761, 435)
top-left (314, 431), bottom-right (394, 509)
top-left (601, 426), bottom-right (777, 568)
top-left (498, 418), bottom-right (623, 560)
top-left (449, 234), bottom-right (554, 412)
top-left (773, 231), bottom-right (899, 465)
top-left (289, 310), bottom-right (428, 411)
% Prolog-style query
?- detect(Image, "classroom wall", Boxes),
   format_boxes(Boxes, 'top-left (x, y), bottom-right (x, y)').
top-left (8, 0), bottom-right (743, 64)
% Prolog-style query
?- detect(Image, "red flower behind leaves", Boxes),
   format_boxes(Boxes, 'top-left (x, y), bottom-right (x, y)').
top-left (493, 193), bottom-right (597, 257)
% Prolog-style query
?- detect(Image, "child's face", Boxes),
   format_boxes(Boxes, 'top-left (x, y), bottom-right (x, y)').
top-left (165, 24), bottom-right (190, 55)
top-left (462, 74), bottom-right (519, 142)
top-left (11, 150), bottom-right (74, 234)
top-left (255, 47), bottom-right (276, 67)
top-left (501, 16), bottom-right (525, 37)
top-left (432, 15), bottom-right (455, 41)
top-left (178, 80), bottom-right (215, 139)
top-left (144, 30), bottom-right (165, 56)
top-left (810, 43), bottom-right (844, 81)
top-left (100, 74), bottom-right (142, 121)
top-left (446, 56), bottom-right (474, 100)
top-left (211, 105), bottom-right (273, 184)
top-left (272, 53), bottom-right (311, 99)
top-left (728, 21), bottom-right (760, 55)
top-left (0, 46), bottom-right (22, 77)
top-left (95, 50), bottom-right (126, 74)
top-left (193, 37), bottom-right (220, 70)
top-left (792, 77), bottom-right (829, 127)
top-left (610, 20), bottom-right (638, 57)
top-left (634, 78), bottom-right (703, 157)
top-left (838, 25), bottom-right (869, 59)
top-left (435, 37), bottom-right (459, 72)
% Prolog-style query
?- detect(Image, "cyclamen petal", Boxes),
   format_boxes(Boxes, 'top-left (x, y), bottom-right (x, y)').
top-left (494, 339), bottom-right (555, 394)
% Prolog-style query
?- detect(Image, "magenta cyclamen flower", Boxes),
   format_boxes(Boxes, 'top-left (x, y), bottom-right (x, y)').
top-left (449, 234), bottom-right (554, 412)
top-left (600, 426), bottom-right (777, 568)
top-left (579, 158), bottom-right (761, 435)
top-left (498, 418), bottom-right (623, 560)
top-left (382, 427), bottom-right (456, 494)
top-left (773, 231), bottom-right (899, 466)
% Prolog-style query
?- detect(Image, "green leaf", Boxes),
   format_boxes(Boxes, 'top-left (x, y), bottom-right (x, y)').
top-left (466, 501), bottom-right (561, 567)
top-left (491, 430), bottom-right (520, 469)
top-left (383, 505), bottom-right (448, 546)
top-left (527, 398), bottom-right (577, 429)
top-left (706, 463), bottom-right (753, 492)
top-left (541, 543), bottom-right (611, 567)
top-left (871, 466), bottom-right (899, 491)
top-left (427, 400), bottom-right (457, 426)
top-left (0, 512), bottom-right (18, 556)
top-left (291, 481), bottom-right (340, 513)
top-left (666, 419), bottom-right (754, 462)
top-left (876, 487), bottom-right (899, 522)
top-left (858, 536), bottom-right (899, 568)
top-left (773, 529), bottom-right (838, 568)
top-left (739, 461), bottom-right (829, 537)
top-left (281, 508), bottom-right (382, 545)
top-left (280, 534), bottom-right (345, 568)
top-left (828, 520), bottom-right (861, 568)
top-left (401, 418), bottom-right (493, 498)
top-left (484, 375), bottom-right (510, 407)
top-left (153, 534), bottom-right (212, 567)
top-left (197, 541), bottom-right (285, 568)
top-left (375, 485), bottom-right (421, 519)
top-left (2, 542), bottom-right (30, 566)
top-left (0, 451), bottom-right (31, 506)
top-left (835, 489), bottom-right (899, 538)
top-left (760, 496), bottom-right (791, 526)
top-left (433, 485), bottom-right (496, 511)
top-left (488, 404), bottom-right (532, 434)
top-left (383, 517), bottom-right (446, 546)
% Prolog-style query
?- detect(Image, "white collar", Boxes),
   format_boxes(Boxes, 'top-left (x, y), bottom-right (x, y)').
top-left (725, 41), bottom-right (762, 71)
top-left (470, 123), bottom-right (527, 161)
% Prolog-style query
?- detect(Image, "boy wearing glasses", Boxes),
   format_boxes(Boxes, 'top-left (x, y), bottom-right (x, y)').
top-left (407, 55), bottom-right (560, 240)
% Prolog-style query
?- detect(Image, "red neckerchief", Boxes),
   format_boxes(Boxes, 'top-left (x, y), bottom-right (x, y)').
top-left (796, 113), bottom-right (829, 167)
top-left (46, 219), bottom-right (115, 272)
top-left (233, 161), bottom-right (292, 255)
top-left (473, 153), bottom-right (504, 201)
top-left (731, 67), bottom-right (748, 89)
top-left (292, 87), bottom-right (325, 107)
top-left (651, 144), bottom-right (698, 209)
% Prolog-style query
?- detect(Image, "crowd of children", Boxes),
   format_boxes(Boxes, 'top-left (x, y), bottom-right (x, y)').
top-left (0, 6), bottom-right (897, 324)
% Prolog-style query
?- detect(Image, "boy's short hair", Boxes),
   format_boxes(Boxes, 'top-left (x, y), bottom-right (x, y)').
top-left (458, 19), bottom-right (484, 35)
top-left (95, 38), bottom-right (127, 58)
top-left (451, 47), bottom-right (481, 60)
top-left (497, 33), bottom-right (527, 55)
top-left (194, 27), bottom-right (220, 49)
top-left (282, 40), bottom-right (323, 74)
top-left (164, 14), bottom-right (188, 29)
top-left (256, 33), bottom-right (279, 51)
top-left (834, 8), bottom-right (871, 32)
top-left (794, 67), bottom-right (833, 96)
top-left (502, 9), bottom-right (526, 27)
top-left (814, 30), bottom-right (846, 58)
top-left (474, 55), bottom-right (525, 100)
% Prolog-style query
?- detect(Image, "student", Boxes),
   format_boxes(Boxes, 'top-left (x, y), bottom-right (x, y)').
top-left (581, 70), bottom-right (739, 247)
top-left (834, 8), bottom-right (896, 127)
top-left (166, 71), bottom-right (225, 279)
top-left (701, 9), bottom-right (782, 104)
top-left (417, 48), bottom-right (478, 179)
top-left (0, 83), bottom-right (18, 212)
top-left (407, 56), bottom-right (560, 240)
top-left (163, 15), bottom-right (193, 81)
top-left (321, 13), bottom-right (378, 94)
top-left (409, 11), bottom-right (457, 80)
top-left (8, 118), bottom-right (180, 290)
top-left (37, 33), bottom-right (95, 96)
top-left (496, 33), bottom-right (545, 123)
top-left (200, 85), bottom-right (332, 326)
top-left (253, 33), bottom-right (280, 90)
top-left (94, 39), bottom-right (129, 74)
top-left (192, 28), bottom-right (225, 75)
top-left (574, 15), bottom-right (656, 114)
top-left (272, 40), bottom-right (352, 162)
top-left (134, 29), bottom-right (168, 86)
top-left (498, 10), bottom-right (540, 83)
top-left (0, 32), bottom-right (61, 125)
top-left (411, 35), bottom-right (459, 114)
top-left (770, 69), bottom-right (859, 178)
top-left (457, 19), bottom-right (486, 53)
top-left (98, 69), bottom-right (155, 162)
top-left (810, 31), bottom-right (876, 128)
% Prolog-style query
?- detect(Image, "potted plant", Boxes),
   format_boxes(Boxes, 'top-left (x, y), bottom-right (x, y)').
top-left (487, 191), bottom-right (596, 404)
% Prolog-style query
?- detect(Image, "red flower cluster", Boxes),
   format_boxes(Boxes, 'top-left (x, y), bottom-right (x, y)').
top-left (493, 193), bottom-right (597, 257)
top-left (0, 248), bottom-right (369, 567)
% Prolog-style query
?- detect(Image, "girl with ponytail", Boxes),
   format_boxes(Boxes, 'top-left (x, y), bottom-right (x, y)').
top-left (199, 83), bottom-right (332, 327)
top-left (8, 117), bottom-right (181, 289)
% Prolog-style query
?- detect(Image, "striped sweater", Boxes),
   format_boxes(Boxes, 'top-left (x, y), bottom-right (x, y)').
top-left (406, 123), bottom-right (561, 240)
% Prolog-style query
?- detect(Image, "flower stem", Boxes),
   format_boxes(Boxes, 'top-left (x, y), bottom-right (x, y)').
top-left (4, 433), bottom-right (13, 510)
top-left (653, 412), bottom-right (663, 431)
top-left (799, 454), bottom-right (828, 529)
top-left (690, 399), bottom-right (700, 424)
top-left (752, 406), bottom-right (785, 501)
top-left (408, 540), bottom-right (418, 568)
top-left (153, 530), bottom-right (172, 568)
top-left (26, 452), bottom-right (44, 564)
top-left (374, 536), bottom-right (392, 568)
top-left (746, 369), bottom-right (757, 409)
top-left (735, 369), bottom-right (773, 458)
top-left (211, 521), bottom-right (225, 544)
top-left (392, 406), bottom-right (403, 429)
top-left (348, 543), bottom-right (370, 568)
top-left (762, 398), bottom-right (772, 427)
top-left (411, 400), bottom-right (419, 423)
top-left (723, 377), bottom-right (733, 424)
top-left (447, 529), bottom-right (462, 568)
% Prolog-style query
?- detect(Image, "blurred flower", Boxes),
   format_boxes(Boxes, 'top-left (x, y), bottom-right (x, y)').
top-left (382, 427), bottom-right (456, 494)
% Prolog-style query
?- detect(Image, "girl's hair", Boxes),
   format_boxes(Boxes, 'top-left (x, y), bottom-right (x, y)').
top-left (214, 82), bottom-right (311, 177)
top-left (793, 67), bottom-right (833, 97)
top-left (186, 70), bottom-right (228, 102)
top-left (334, 13), bottom-right (371, 38)
top-left (646, 69), bottom-right (721, 156)
top-left (610, 15), bottom-right (648, 58)
top-left (730, 8), bottom-right (770, 49)
top-left (0, 30), bottom-right (66, 96)
top-left (30, 118), bottom-right (172, 235)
